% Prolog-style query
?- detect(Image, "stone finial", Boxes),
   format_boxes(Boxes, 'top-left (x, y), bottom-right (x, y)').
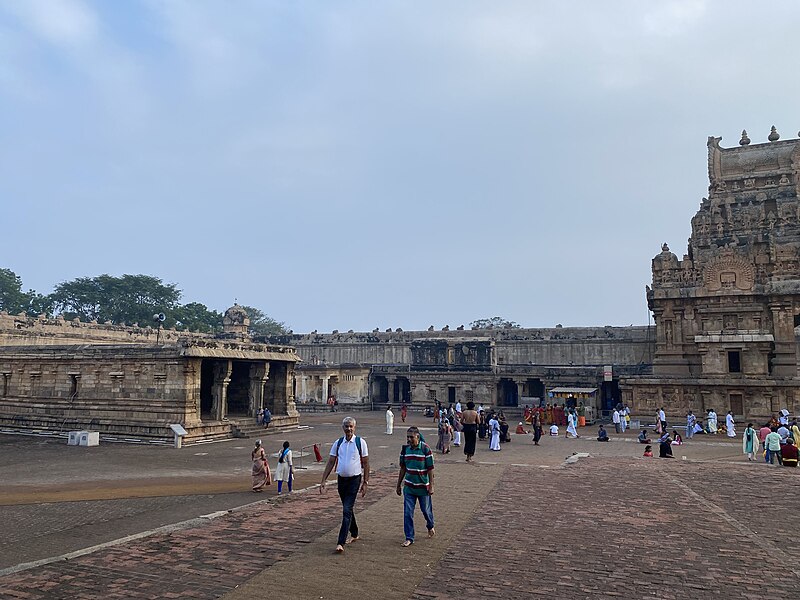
top-left (428, 325), bottom-right (434, 331)
top-left (739, 130), bottom-right (750, 145)
top-left (768, 125), bottom-right (780, 142)
top-left (373, 328), bottom-right (379, 333)
top-left (661, 242), bottom-right (670, 252)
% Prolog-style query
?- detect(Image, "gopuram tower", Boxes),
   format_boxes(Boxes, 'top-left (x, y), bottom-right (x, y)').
top-left (623, 127), bottom-right (800, 421)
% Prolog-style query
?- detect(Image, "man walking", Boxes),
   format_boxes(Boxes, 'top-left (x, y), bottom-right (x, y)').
top-left (396, 426), bottom-right (435, 547)
top-left (612, 408), bottom-right (621, 434)
top-left (320, 417), bottom-right (370, 553)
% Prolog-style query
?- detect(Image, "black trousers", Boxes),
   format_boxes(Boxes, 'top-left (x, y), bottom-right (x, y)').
top-left (337, 475), bottom-right (361, 545)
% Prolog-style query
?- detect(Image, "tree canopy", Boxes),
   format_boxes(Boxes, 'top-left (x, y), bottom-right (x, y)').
top-left (470, 316), bottom-right (521, 329)
top-left (240, 305), bottom-right (290, 336)
top-left (0, 268), bottom-right (287, 334)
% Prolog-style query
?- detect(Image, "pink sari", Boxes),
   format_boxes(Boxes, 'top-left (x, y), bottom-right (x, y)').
top-left (251, 448), bottom-right (272, 491)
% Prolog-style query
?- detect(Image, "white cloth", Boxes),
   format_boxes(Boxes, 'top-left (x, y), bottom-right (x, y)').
top-left (385, 409), bottom-right (394, 434)
top-left (489, 418), bottom-right (501, 450)
top-left (566, 413), bottom-right (578, 437)
top-left (330, 435), bottom-right (368, 476)
top-left (549, 425), bottom-right (559, 435)
top-left (454, 431), bottom-right (461, 445)
top-left (275, 449), bottom-right (293, 481)
top-left (620, 415), bottom-right (627, 432)
top-left (658, 409), bottom-right (666, 423)
top-left (726, 414), bottom-right (735, 437)
top-left (708, 412), bottom-right (718, 433)
top-left (612, 410), bottom-right (620, 424)
top-left (455, 402), bottom-right (462, 413)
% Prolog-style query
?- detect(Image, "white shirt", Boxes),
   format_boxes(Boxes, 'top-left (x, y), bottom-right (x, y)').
top-left (612, 410), bottom-right (620, 423)
top-left (658, 409), bottom-right (666, 422)
top-left (455, 402), bottom-right (462, 412)
top-left (330, 435), bottom-right (369, 477)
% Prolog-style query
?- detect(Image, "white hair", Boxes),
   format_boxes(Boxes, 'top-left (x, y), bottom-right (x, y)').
top-left (342, 417), bottom-right (356, 427)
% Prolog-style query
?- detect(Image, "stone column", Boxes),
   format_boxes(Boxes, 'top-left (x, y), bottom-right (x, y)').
top-left (387, 377), bottom-right (397, 404)
top-left (211, 360), bottom-right (232, 421)
top-left (322, 375), bottom-right (329, 404)
top-left (515, 380), bottom-right (525, 404)
top-left (248, 362), bottom-right (269, 417)
top-left (769, 302), bottom-right (795, 376)
top-left (285, 363), bottom-right (298, 417)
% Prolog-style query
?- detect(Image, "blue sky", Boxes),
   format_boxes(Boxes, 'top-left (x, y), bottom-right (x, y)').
top-left (1, 1), bottom-right (799, 332)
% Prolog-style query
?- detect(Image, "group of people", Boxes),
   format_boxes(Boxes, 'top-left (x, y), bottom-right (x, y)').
top-left (319, 416), bottom-right (436, 551)
top-left (743, 420), bottom-right (800, 466)
top-left (250, 439), bottom-right (294, 493)
top-left (522, 402), bottom-right (589, 428)
top-left (255, 407), bottom-right (272, 428)
top-left (683, 409), bottom-right (738, 437)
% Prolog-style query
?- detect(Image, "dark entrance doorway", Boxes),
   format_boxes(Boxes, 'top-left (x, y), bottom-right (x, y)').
top-left (200, 360), bottom-right (214, 418)
top-left (227, 361), bottom-right (252, 416)
top-left (497, 379), bottom-right (518, 407)
top-left (448, 386), bottom-right (456, 405)
top-left (600, 380), bottom-right (620, 412)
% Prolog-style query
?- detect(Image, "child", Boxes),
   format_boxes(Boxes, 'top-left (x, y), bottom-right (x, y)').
top-left (671, 430), bottom-right (683, 445)
top-left (549, 424), bottom-right (559, 436)
top-left (643, 445), bottom-right (653, 457)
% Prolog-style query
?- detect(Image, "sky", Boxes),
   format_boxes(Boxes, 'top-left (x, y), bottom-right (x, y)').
top-left (1, 1), bottom-right (799, 333)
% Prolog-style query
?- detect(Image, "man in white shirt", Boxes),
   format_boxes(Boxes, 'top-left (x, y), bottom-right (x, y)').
top-left (320, 417), bottom-right (370, 553)
top-left (612, 409), bottom-right (621, 433)
top-left (658, 407), bottom-right (667, 429)
top-left (455, 401), bottom-right (462, 414)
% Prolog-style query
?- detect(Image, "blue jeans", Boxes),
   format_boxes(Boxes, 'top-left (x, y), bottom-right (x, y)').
top-left (765, 448), bottom-right (783, 465)
top-left (337, 475), bottom-right (361, 545)
top-left (403, 491), bottom-right (434, 542)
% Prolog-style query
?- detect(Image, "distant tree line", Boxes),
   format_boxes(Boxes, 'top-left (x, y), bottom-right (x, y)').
top-left (0, 268), bottom-right (288, 336)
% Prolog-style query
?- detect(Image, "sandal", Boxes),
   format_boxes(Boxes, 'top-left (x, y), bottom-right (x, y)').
top-left (401, 540), bottom-right (413, 547)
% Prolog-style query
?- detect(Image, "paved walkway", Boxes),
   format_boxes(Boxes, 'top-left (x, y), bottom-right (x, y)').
top-left (2, 455), bottom-right (799, 599)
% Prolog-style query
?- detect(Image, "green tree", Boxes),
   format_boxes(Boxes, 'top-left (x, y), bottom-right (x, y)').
top-left (0, 268), bottom-right (48, 316)
top-left (49, 274), bottom-right (182, 325)
top-left (470, 316), bottom-right (521, 329)
top-left (240, 305), bottom-right (290, 336)
top-left (174, 302), bottom-right (222, 333)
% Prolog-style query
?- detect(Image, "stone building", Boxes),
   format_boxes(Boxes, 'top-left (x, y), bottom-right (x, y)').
top-left (269, 325), bottom-right (654, 414)
top-left (0, 305), bottom-right (299, 443)
top-left (623, 130), bottom-right (800, 421)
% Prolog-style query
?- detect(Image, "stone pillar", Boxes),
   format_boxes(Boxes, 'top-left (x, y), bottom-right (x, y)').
top-left (183, 358), bottom-right (202, 424)
top-left (211, 360), bottom-right (232, 421)
top-left (515, 380), bottom-right (525, 404)
top-left (769, 302), bottom-right (795, 376)
top-left (322, 375), bottom-right (329, 404)
top-left (248, 362), bottom-right (269, 417)
top-left (285, 363), bottom-right (298, 417)
top-left (387, 377), bottom-right (397, 404)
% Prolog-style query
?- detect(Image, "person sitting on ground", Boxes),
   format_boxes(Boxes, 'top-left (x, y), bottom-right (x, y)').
top-left (516, 422), bottom-right (528, 435)
top-left (549, 424), bottom-right (559, 436)
top-left (693, 420), bottom-right (706, 434)
top-left (659, 435), bottom-right (674, 458)
top-left (658, 430), bottom-right (670, 444)
top-left (597, 424), bottom-right (610, 442)
top-left (638, 429), bottom-right (652, 444)
top-left (671, 430), bottom-right (683, 445)
top-left (780, 438), bottom-right (798, 467)
top-left (643, 445), bottom-right (653, 457)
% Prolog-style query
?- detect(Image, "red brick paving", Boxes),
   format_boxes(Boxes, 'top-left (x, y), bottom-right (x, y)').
top-left (0, 472), bottom-right (395, 600)
top-left (411, 458), bottom-right (800, 599)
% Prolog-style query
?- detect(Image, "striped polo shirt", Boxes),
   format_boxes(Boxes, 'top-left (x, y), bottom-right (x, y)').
top-left (400, 442), bottom-right (434, 496)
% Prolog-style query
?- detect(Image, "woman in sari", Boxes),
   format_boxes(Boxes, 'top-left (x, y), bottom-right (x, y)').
top-left (532, 411), bottom-right (543, 446)
top-left (654, 410), bottom-right (663, 435)
top-left (478, 410), bottom-right (487, 440)
top-left (251, 439), bottom-right (272, 492)
top-left (400, 403), bottom-right (408, 423)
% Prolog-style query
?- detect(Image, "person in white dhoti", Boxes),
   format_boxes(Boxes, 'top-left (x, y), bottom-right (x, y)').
top-left (566, 410), bottom-right (580, 439)
top-left (386, 405), bottom-right (394, 435)
top-left (620, 408), bottom-right (627, 433)
top-left (707, 409), bottom-right (718, 434)
top-left (489, 416), bottom-right (501, 451)
top-left (726, 411), bottom-right (736, 437)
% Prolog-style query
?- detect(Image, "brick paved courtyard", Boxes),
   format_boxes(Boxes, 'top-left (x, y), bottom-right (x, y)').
top-left (2, 455), bottom-right (798, 599)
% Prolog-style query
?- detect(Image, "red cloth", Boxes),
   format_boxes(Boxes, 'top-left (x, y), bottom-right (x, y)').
top-left (313, 443), bottom-right (323, 462)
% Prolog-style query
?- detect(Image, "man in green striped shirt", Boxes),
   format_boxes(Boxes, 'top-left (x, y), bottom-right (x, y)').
top-left (396, 426), bottom-right (435, 547)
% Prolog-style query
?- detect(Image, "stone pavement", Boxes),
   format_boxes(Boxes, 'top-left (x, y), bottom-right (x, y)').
top-left (2, 455), bottom-right (799, 599)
